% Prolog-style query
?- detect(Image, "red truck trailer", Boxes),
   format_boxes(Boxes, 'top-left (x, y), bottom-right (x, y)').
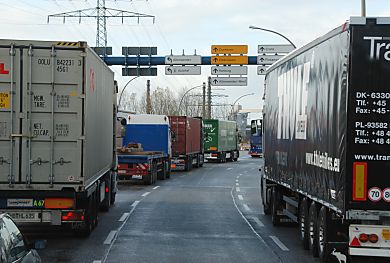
top-left (169, 116), bottom-right (204, 171)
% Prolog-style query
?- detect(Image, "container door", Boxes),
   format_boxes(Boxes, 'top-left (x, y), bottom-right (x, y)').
top-left (0, 45), bottom-right (21, 185)
top-left (20, 47), bottom-right (83, 185)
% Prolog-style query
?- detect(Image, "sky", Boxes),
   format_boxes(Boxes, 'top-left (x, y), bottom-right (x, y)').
top-left (1, 0), bottom-right (390, 120)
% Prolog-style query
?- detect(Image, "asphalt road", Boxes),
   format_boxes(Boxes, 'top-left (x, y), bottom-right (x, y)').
top-left (25, 152), bottom-right (317, 263)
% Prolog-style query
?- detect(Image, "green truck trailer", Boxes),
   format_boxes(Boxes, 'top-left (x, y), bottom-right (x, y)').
top-left (203, 119), bottom-right (239, 162)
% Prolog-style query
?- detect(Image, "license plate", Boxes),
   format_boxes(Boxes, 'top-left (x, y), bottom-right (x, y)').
top-left (7, 212), bottom-right (40, 222)
top-left (382, 229), bottom-right (390, 240)
top-left (132, 175), bottom-right (143, 180)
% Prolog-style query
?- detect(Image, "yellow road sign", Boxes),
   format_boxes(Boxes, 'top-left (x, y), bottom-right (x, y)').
top-left (211, 45), bottom-right (248, 54)
top-left (211, 56), bottom-right (248, 65)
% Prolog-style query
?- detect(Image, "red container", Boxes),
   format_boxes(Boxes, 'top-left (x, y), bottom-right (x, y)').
top-left (169, 116), bottom-right (202, 157)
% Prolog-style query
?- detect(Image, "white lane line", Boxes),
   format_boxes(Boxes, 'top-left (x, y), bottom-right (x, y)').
top-left (93, 261), bottom-right (102, 263)
top-left (118, 213), bottom-right (129, 222)
top-left (153, 186), bottom-right (160, 190)
top-left (104, 231), bottom-right (117, 245)
top-left (251, 216), bottom-right (264, 227)
top-left (238, 195), bottom-right (243, 200)
top-left (236, 183), bottom-right (239, 186)
top-left (236, 187), bottom-right (241, 192)
top-left (239, 173), bottom-right (243, 176)
top-left (131, 201), bottom-right (140, 207)
top-left (227, 168), bottom-right (233, 170)
top-left (243, 204), bottom-right (251, 211)
top-left (141, 192), bottom-right (150, 197)
top-left (269, 236), bottom-right (289, 251)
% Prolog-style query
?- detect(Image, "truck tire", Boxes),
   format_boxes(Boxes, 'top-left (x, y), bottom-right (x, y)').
top-left (199, 154), bottom-right (204, 167)
top-left (318, 206), bottom-right (331, 263)
top-left (271, 187), bottom-right (282, 226)
top-left (144, 171), bottom-right (153, 185)
top-left (76, 195), bottom-right (94, 237)
top-left (158, 161), bottom-right (167, 180)
top-left (166, 163), bottom-right (171, 179)
top-left (185, 156), bottom-right (192, 171)
top-left (233, 151), bottom-right (239, 161)
top-left (299, 198), bottom-right (310, 250)
top-left (261, 181), bottom-right (271, 215)
top-left (309, 201), bottom-right (319, 257)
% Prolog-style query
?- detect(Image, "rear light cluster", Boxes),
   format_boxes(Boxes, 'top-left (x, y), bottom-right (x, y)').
top-left (359, 233), bottom-right (379, 243)
top-left (61, 211), bottom-right (84, 222)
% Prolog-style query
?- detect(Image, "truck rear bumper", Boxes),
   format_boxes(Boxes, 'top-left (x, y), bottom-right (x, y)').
top-left (171, 159), bottom-right (185, 171)
top-left (349, 247), bottom-right (390, 257)
top-left (1, 209), bottom-right (85, 225)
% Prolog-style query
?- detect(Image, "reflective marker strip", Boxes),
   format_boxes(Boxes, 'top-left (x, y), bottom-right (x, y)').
top-left (353, 162), bottom-right (367, 201)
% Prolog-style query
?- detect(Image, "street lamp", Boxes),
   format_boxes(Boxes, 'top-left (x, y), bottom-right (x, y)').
top-left (178, 83), bottom-right (205, 115)
top-left (231, 93), bottom-right (255, 120)
top-left (118, 76), bottom-right (139, 109)
top-left (249, 25), bottom-right (296, 48)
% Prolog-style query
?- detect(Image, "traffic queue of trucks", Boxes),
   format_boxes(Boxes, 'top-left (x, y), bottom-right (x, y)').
top-left (261, 17), bottom-right (390, 262)
top-left (0, 38), bottom-right (240, 235)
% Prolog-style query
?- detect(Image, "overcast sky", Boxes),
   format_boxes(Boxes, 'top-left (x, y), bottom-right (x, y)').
top-left (1, 0), bottom-right (390, 119)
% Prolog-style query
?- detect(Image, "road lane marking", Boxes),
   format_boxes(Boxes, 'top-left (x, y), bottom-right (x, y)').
top-left (131, 201), bottom-right (140, 207)
top-left (230, 187), bottom-right (280, 259)
top-left (141, 192), bottom-right (150, 197)
top-left (104, 231), bottom-right (117, 245)
top-left (153, 186), bottom-right (160, 190)
top-left (239, 173), bottom-right (243, 176)
top-left (119, 213), bottom-right (129, 222)
top-left (236, 187), bottom-right (241, 192)
top-left (236, 183), bottom-right (239, 186)
top-left (238, 195), bottom-right (243, 200)
top-left (269, 236), bottom-right (289, 251)
top-left (243, 204), bottom-right (251, 211)
top-left (93, 261), bottom-right (102, 263)
top-left (251, 216), bottom-right (264, 227)
top-left (227, 167), bottom-right (233, 170)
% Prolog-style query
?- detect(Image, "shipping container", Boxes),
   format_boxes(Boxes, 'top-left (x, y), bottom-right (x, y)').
top-left (117, 114), bottom-right (171, 183)
top-left (0, 39), bottom-right (117, 236)
top-left (169, 116), bottom-right (204, 171)
top-left (261, 17), bottom-right (390, 262)
top-left (203, 119), bottom-right (239, 162)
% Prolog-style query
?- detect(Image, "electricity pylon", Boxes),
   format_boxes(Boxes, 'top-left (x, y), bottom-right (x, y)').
top-left (48, 0), bottom-right (155, 48)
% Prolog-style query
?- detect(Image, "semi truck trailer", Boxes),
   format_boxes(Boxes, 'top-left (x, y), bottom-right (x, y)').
top-left (0, 40), bottom-right (117, 236)
top-left (261, 17), bottom-right (390, 262)
top-left (117, 114), bottom-right (171, 184)
top-left (169, 116), bottom-right (204, 171)
top-left (204, 119), bottom-right (239, 162)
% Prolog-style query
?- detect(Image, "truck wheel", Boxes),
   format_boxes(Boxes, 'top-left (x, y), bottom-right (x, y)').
top-left (261, 181), bottom-right (271, 215)
top-left (299, 198), bottom-right (310, 250)
top-left (77, 196), bottom-right (94, 237)
top-left (309, 202), bottom-right (319, 257)
top-left (318, 206), bottom-right (330, 263)
top-left (144, 171), bottom-right (153, 185)
top-left (166, 164), bottom-right (171, 179)
top-left (199, 155), bottom-right (204, 167)
top-left (158, 161), bottom-right (167, 180)
top-left (271, 187), bottom-right (282, 226)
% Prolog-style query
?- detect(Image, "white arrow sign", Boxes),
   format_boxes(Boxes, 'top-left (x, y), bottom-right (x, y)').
top-left (210, 77), bottom-right (247, 86)
top-left (258, 44), bottom-right (294, 54)
top-left (257, 66), bottom-right (268, 75)
top-left (211, 66), bottom-right (248, 75)
top-left (257, 55), bottom-right (283, 65)
top-left (165, 66), bottom-right (201, 75)
top-left (165, 55), bottom-right (201, 65)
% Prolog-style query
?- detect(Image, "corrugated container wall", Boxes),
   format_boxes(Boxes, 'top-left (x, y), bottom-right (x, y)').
top-left (169, 116), bottom-right (201, 156)
top-left (0, 40), bottom-right (115, 191)
top-left (204, 119), bottom-right (237, 152)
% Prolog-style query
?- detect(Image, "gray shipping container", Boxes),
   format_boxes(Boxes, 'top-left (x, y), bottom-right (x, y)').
top-left (0, 40), bottom-right (114, 190)
top-left (0, 40), bottom-right (117, 233)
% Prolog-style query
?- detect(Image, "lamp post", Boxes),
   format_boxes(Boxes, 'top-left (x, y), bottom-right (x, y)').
top-left (118, 76), bottom-right (139, 109)
top-left (178, 83), bottom-right (205, 115)
top-left (231, 93), bottom-right (255, 120)
top-left (249, 25), bottom-right (296, 48)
